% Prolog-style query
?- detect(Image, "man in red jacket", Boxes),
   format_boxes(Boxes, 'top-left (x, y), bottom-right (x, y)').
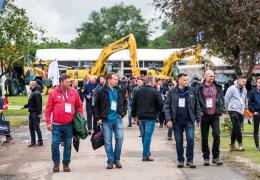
top-left (45, 74), bottom-right (83, 173)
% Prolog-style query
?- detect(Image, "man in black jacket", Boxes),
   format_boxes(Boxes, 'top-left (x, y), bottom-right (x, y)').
top-left (165, 73), bottom-right (200, 168)
top-left (23, 81), bottom-right (43, 147)
top-left (132, 77), bottom-right (164, 161)
top-left (197, 70), bottom-right (224, 166)
top-left (248, 77), bottom-right (260, 151)
top-left (94, 73), bottom-right (127, 169)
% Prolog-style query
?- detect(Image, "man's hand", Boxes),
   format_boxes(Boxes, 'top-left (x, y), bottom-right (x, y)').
top-left (87, 95), bottom-right (91, 100)
top-left (200, 112), bottom-right (204, 116)
top-left (47, 124), bottom-right (52, 131)
top-left (167, 121), bottom-right (173, 128)
top-left (38, 114), bottom-right (43, 119)
top-left (132, 117), bottom-right (138, 125)
top-left (254, 112), bottom-right (258, 115)
top-left (97, 119), bottom-right (103, 126)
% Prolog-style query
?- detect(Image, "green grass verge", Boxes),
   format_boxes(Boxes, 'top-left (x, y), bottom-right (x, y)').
top-left (220, 123), bottom-right (260, 164)
top-left (4, 95), bottom-right (48, 116)
top-left (6, 118), bottom-right (28, 128)
top-left (7, 95), bottom-right (48, 106)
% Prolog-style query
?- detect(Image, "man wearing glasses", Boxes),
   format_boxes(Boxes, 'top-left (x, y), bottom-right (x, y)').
top-left (197, 70), bottom-right (224, 166)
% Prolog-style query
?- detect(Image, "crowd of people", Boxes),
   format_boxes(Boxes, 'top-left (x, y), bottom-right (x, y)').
top-left (1, 70), bottom-right (260, 173)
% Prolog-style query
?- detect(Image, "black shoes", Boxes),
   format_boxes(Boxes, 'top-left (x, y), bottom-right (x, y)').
top-left (106, 163), bottom-right (113, 169)
top-left (186, 161), bottom-right (196, 168)
top-left (177, 162), bottom-right (184, 168)
top-left (212, 159), bottom-right (223, 166)
top-left (142, 157), bottom-right (154, 161)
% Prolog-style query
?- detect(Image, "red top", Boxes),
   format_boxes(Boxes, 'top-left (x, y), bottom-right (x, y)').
top-left (45, 85), bottom-right (83, 126)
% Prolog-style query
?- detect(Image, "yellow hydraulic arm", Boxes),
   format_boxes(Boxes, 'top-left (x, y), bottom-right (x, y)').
top-left (90, 33), bottom-right (140, 77)
top-left (148, 44), bottom-right (202, 79)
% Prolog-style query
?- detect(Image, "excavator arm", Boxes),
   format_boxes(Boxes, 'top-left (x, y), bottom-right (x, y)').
top-left (90, 33), bottom-right (140, 77)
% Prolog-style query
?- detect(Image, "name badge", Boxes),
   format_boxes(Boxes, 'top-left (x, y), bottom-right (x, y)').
top-left (111, 101), bottom-right (117, 111)
top-left (239, 97), bottom-right (244, 105)
top-left (178, 98), bottom-right (185, 107)
top-left (206, 98), bottom-right (213, 108)
top-left (65, 103), bottom-right (72, 113)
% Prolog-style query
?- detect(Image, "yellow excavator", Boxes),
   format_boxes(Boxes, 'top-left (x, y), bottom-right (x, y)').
top-left (147, 45), bottom-right (203, 79)
top-left (66, 33), bottom-right (141, 84)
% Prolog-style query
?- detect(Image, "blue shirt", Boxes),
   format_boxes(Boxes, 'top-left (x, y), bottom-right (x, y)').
top-left (107, 87), bottom-right (120, 122)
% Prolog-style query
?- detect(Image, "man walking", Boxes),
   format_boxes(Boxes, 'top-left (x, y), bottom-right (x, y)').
top-left (45, 74), bottom-right (83, 172)
top-left (248, 78), bottom-right (260, 151)
top-left (132, 77), bottom-right (164, 161)
top-left (165, 73), bottom-right (200, 168)
top-left (83, 76), bottom-right (98, 134)
top-left (198, 70), bottom-right (224, 166)
top-left (23, 81), bottom-right (43, 147)
top-left (94, 72), bottom-right (127, 169)
top-left (225, 76), bottom-right (247, 151)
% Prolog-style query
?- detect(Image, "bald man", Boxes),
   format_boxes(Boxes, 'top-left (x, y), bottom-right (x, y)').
top-left (197, 70), bottom-right (224, 166)
top-left (23, 81), bottom-right (43, 147)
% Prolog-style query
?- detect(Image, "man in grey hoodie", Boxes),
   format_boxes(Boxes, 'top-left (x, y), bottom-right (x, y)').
top-left (224, 76), bottom-right (247, 151)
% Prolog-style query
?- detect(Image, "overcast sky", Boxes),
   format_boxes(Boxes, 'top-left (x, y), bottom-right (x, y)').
top-left (15, 0), bottom-right (164, 42)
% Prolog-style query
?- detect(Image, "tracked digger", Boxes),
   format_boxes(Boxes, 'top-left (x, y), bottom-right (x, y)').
top-left (147, 45), bottom-right (203, 79)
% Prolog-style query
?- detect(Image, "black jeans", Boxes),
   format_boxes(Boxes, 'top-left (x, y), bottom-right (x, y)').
top-left (228, 111), bottom-right (244, 144)
top-left (159, 112), bottom-right (165, 125)
top-left (201, 114), bottom-right (220, 159)
top-left (168, 127), bottom-right (173, 137)
top-left (86, 105), bottom-right (96, 130)
top-left (29, 112), bottom-right (42, 144)
top-left (253, 115), bottom-right (260, 147)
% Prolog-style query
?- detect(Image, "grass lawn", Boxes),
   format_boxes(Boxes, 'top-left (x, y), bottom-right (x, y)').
top-left (6, 118), bottom-right (29, 128)
top-left (220, 123), bottom-right (260, 164)
top-left (4, 95), bottom-right (48, 116)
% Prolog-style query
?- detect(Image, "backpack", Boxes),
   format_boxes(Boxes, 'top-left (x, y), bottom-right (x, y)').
top-left (73, 112), bottom-right (88, 139)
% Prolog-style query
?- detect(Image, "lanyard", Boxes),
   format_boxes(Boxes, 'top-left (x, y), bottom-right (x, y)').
top-left (60, 87), bottom-right (68, 102)
top-left (237, 87), bottom-right (243, 98)
top-left (177, 88), bottom-right (189, 96)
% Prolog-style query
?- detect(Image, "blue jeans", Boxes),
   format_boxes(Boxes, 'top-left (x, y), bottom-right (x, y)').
top-left (102, 119), bottom-right (124, 164)
top-left (173, 121), bottom-right (195, 162)
top-left (51, 124), bottom-right (73, 164)
top-left (128, 100), bottom-right (132, 125)
top-left (139, 120), bottom-right (156, 158)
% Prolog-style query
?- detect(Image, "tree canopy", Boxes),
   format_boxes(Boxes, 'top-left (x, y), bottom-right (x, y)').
top-left (71, 3), bottom-right (150, 48)
top-left (0, 0), bottom-right (36, 77)
top-left (153, 0), bottom-right (260, 77)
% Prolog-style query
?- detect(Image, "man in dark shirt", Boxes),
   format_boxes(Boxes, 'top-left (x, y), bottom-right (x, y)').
top-left (197, 70), bottom-right (224, 166)
top-left (132, 77), bottom-right (164, 161)
top-left (165, 73), bottom-right (200, 168)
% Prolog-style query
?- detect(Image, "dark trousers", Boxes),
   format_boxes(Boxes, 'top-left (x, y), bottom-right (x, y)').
top-left (201, 114), bottom-right (220, 159)
top-left (29, 112), bottom-right (42, 144)
top-left (159, 112), bottom-right (165, 125)
top-left (173, 121), bottom-right (194, 162)
top-left (168, 127), bottom-right (173, 137)
top-left (229, 111), bottom-right (244, 144)
top-left (253, 115), bottom-right (260, 147)
top-left (86, 105), bottom-right (96, 130)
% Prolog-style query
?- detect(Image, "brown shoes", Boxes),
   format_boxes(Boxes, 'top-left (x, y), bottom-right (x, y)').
top-left (63, 162), bottom-right (70, 172)
top-left (106, 163), bottom-right (113, 169)
top-left (3, 136), bottom-right (12, 143)
top-left (142, 157), bottom-right (154, 161)
top-left (53, 164), bottom-right (60, 173)
top-left (115, 161), bottom-right (122, 168)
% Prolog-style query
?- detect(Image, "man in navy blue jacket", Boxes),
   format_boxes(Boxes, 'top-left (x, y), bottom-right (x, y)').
top-left (248, 77), bottom-right (260, 151)
top-left (83, 76), bottom-right (98, 134)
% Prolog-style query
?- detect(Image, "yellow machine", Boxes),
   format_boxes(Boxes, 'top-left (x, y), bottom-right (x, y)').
top-left (23, 60), bottom-right (51, 80)
top-left (66, 33), bottom-right (141, 83)
top-left (147, 45), bottom-right (203, 79)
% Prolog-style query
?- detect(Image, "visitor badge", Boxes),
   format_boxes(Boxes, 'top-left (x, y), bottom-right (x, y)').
top-left (111, 101), bottom-right (117, 111)
top-left (65, 103), bottom-right (72, 113)
top-left (178, 98), bottom-right (185, 107)
top-left (206, 98), bottom-right (213, 108)
top-left (239, 97), bottom-right (244, 105)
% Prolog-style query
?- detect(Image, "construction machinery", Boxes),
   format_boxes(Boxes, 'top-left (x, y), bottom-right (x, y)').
top-left (147, 45), bottom-right (203, 79)
top-left (66, 33), bottom-right (141, 84)
top-left (5, 59), bottom-right (52, 96)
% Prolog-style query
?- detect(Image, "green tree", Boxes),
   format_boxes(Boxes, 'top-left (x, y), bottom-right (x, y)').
top-left (149, 22), bottom-right (196, 48)
top-left (153, 0), bottom-right (260, 77)
top-left (0, 0), bottom-right (36, 77)
top-left (71, 3), bottom-right (149, 48)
